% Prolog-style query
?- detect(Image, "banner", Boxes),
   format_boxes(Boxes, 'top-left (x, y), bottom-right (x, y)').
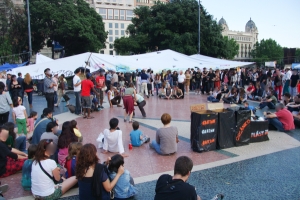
top-left (235, 110), bottom-right (251, 146)
top-left (216, 109), bottom-right (236, 149)
top-left (190, 111), bottom-right (218, 152)
top-left (250, 121), bottom-right (269, 143)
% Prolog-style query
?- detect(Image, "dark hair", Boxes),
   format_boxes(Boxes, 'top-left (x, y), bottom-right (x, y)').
top-left (41, 108), bottom-right (52, 118)
top-left (128, 83), bottom-right (134, 88)
top-left (46, 122), bottom-right (57, 132)
top-left (29, 111), bottom-right (38, 118)
top-left (18, 72), bottom-right (22, 76)
top-left (13, 96), bottom-right (20, 107)
top-left (0, 82), bottom-right (5, 94)
top-left (284, 93), bottom-right (291, 98)
top-left (132, 121), bottom-right (139, 131)
top-left (70, 120), bottom-right (77, 129)
top-left (243, 101), bottom-right (249, 105)
top-left (174, 156), bottom-right (193, 176)
top-left (108, 154), bottom-right (124, 173)
top-left (74, 68), bottom-right (80, 74)
top-left (0, 125), bottom-right (9, 132)
top-left (57, 121), bottom-right (78, 149)
top-left (11, 75), bottom-right (16, 81)
top-left (109, 118), bottom-right (119, 129)
top-left (4, 122), bottom-right (16, 142)
top-left (34, 139), bottom-right (54, 162)
top-left (28, 144), bottom-right (38, 159)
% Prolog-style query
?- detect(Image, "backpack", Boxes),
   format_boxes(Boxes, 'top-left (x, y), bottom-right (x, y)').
top-left (67, 105), bottom-right (75, 113)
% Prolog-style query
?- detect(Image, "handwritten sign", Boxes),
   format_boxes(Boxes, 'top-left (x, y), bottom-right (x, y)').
top-left (207, 103), bottom-right (223, 110)
top-left (190, 104), bottom-right (206, 112)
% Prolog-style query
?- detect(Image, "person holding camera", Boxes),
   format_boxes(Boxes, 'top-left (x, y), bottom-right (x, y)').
top-left (43, 68), bottom-right (57, 112)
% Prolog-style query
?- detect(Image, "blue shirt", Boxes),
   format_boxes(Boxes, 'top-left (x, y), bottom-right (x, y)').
top-left (31, 117), bottom-right (54, 145)
top-left (22, 159), bottom-right (33, 191)
top-left (140, 73), bottom-right (148, 83)
top-left (245, 105), bottom-right (255, 111)
top-left (130, 130), bottom-right (143, 147)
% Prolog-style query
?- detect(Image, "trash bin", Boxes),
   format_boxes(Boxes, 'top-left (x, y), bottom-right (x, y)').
top-left (235, 110), bottom-right (251, 146)
top-left (250, 120), bottom-right (269, 143)
top-left (211, 109), bottom-right (236, 149)
top-left (190, 111), bottom-right (218, 152)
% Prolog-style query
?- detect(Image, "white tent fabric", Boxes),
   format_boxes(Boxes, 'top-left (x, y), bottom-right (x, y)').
top-left (190, 54), bottom-right (254, 70)
top-left (294, 64), bottom-right (300, 69)
top-left (35, 53), bottom-right (53, 64)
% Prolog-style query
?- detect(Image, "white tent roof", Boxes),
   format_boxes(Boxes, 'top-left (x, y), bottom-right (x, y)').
top-left (35, 53), bottom-right (53, 64)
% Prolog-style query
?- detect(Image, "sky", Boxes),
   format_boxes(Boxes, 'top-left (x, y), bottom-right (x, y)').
top-left (201, 0), bottom-right (300, 48)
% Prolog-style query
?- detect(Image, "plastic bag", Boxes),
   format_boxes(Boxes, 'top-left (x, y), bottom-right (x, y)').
top-left (97, 132), bottom-right (104, 149)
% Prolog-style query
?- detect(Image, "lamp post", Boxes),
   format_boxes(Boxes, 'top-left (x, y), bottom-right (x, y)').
top-left (26, 0), bottom-right (32, 59)
top-left (198, 0), bottom-right (201, 54)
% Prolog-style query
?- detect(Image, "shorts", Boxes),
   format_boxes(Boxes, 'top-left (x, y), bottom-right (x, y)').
top-left (34, 187), bottom-right (62, 200)
top-left (95, 88), bottom-right (104, 101)
top-left (82, 96), bottom-right (92, 108)
top-left (195, 81), bottom-right (201, 89)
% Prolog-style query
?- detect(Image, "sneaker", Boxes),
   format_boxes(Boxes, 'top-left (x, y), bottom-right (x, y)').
top-left (146, 138), bottom-right (150, 143)
top-left (100, 105), bottom-right (104, 109)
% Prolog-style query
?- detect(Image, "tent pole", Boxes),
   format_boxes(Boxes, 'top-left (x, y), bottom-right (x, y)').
top-left (198, 0), bottom-right (201, 54)
top-left (84, 53), bottom-right (93, 74)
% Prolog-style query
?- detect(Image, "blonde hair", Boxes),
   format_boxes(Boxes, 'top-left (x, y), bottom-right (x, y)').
top-left (24, 73), bottom-right (32, 85)
top-left (67, 142), bottom-right (83, 160)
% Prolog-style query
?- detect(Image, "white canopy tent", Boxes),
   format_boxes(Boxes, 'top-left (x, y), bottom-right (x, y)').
top-left (35, 53), bottom-right (53, 64)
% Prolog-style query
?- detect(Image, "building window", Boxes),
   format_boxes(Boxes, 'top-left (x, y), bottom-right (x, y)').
top-left (115, 23), bottom-right (118, 29)
top-left (100, 50), bottom-right (104, 54)
top-left (121, 30), bottom-right (125, 36)
top-left (126, 10), bottom-right (133, 21)
top-left (120, 10), bottom-right (125, 20)
top-left (114, 9), bottom-right (119, 19)
top-left (115, 30), bottom-right (119, 35)
top-left (109, 23), bottom-right (113, 28)
top-left (110, 50), bottom-right (114, 55)
top-left (109, 37), bottom-right (113, 42)
top-left (109, 44), bottom-right (114, 49)
top-left (108, 9), bottom-right (113, 19)
top-left (115, 37), bottom-right (119, 40)
top-left (121, 23), bottom-right (124, 29)
top-left (99, 8), bottom-right (106, 19)
top-left (109, 30), bottom-right (113, 35)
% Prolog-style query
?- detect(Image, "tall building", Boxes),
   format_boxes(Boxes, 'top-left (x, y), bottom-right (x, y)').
top-left (219, 17), bottom-right (258, 60)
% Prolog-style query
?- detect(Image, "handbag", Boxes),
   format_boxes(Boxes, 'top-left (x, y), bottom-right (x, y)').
top-left (63, 94), bottom-right (70, 101)
top-left (102, 86), bottom-right (107, 91)
top-left (38, 161), bottom-right (63, 184)
top-left (25, 89), bottom-right (33, 93)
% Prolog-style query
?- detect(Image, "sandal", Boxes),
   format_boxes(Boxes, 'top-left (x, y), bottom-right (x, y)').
top-left (86, 116), bottom-right (94, 119)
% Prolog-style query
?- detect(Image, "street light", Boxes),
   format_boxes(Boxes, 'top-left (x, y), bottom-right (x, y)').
top-left (26, 0), bottom-right (32, 59)
top-left (198, 0), bottom-right (201, 54)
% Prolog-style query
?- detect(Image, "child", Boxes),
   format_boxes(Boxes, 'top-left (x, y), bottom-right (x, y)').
top-left (243, 101), bottom-right (256, 114)
top-left (21, 144), bottom-right (37, 191)
top-left (130, 121), bottom-right (150, 147)
top-left (27, 111), bottom-right (38, 135)
top-left (65, 142), bottom-right (82, 178)
top-left (70, 120), bottom-right (83, 142)
top-left (12, 96), bottom-right (28, 137)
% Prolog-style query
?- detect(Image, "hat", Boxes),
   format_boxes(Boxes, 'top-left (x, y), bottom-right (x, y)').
top-left (86, 73), bottom-right (92, 79)
top-left (44, 68), bottom-right (50, 73)
top-left (43, 108), bottom-right (52, 116)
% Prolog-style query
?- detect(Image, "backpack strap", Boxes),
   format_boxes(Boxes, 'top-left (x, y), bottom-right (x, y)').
top-left (38, 161), bottom-right (55, 182)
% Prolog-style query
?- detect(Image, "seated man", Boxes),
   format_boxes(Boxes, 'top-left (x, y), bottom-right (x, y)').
top-left (264, 103), bottom-right (295, 132)
top-left (283, 93), bottom-right (293, 106)
top-left (154, 156), bottom-right (201, 200)
top-left (257, 90), bottom-right (277, 110)
top-left (286, 94), bottom-right (300, 113)
top-left (293, 111), bottom-right (300, 128)
top-left (172, 86), bottom-right (183, 99)
top-left (107, 85), bottom-right (122, 108)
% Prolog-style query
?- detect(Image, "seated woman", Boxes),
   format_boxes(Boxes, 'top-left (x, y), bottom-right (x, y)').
top-left (250, 82), bottom-right (263, 101)
top-left (246, 82), bottom-right (256, 99)
top-left (31, 139), bottom-right (77, 199)
top-left (108, 154), bottom-right (137, 200)
top-left (76, 143), bottom-right (124, 200)
top-left (163, 85), bottom-right (173, 100)
top-left (103, 118), bottom-right (127, 157)
top-left (172, 86), bottom-right (183, 99)
top-left (150, 113), bottom-right (179, 155)
top-left (70, 120), bottom-right (83, 142)
top-left (4, 122), bottom-right (27, 153)
top-left (236, 88), bottom-right (247, 104)
top-left (158, 86), bottom-right (166, 98)
top-left (207, 87), bottom-right (221, 102)
top-left (222, 87), bottom-right (237, 104)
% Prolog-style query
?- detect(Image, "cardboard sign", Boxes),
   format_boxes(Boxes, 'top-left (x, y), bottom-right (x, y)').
top-left (190, 104), bottom-right (206, 112)
top-left (207, 103), bottom-right (224, 110)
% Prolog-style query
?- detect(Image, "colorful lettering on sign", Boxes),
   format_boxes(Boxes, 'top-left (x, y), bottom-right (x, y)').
top-left (202, 138), bottom-right (215, 146)
top-left (236, 119), bottom-right (250, 141)
top-left (202, 129), bottom-right (215, 134)
top-left (202, 119), bottom-right (216, 126)
top-left (251, 130), bottom-right (268, 138)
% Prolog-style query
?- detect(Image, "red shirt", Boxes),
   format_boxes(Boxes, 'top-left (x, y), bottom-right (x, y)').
top-left (247, 86), bottom-right (255, 93)
top-left (95, 76), bottom-right (105, 88)
top-left (81, 79), bottom-right (94, 97)
top-left (275, 109), bottom-right (295, 130)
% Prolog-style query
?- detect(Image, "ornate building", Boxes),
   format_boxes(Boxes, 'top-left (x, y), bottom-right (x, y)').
top-left (219, 17), bottom-right (258, 60)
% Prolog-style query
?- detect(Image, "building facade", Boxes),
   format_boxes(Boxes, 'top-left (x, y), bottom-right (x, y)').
top-left (219, 17), bottom-right (258, 60)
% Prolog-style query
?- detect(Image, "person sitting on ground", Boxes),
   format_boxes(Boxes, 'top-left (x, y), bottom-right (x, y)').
top-left (257, 90), bottom-right (277, 110)
top-left (4, 122), bottom-right (27, 153)
top-left (207, 87), bottom-right (221, 102)
top-left (286, 94), bottom-right (300, 113)
top-left (40, 122), bottom-right (59, 146)
top-left (107, 85), bottom-right (122, 108)
top-left (70, 120), bottom-right (83, 142)
top-left (243, 101), bottom-right (256, 114)
top-left (108, 154), bottom-right (137, 200)
top-left (21, 144), bottom-right (37, 191)
top-left (164, 85), bottom-right (173, 100)
top-left (250, 82), bottom-right (263, 101)
top-left (264, 103), bottom-right (295, 132)
top-left (158, 85), bottom-right (166, 98)
top-left (103, 118), bottom-right (127, 157)
top-left (154, 156), bottom-right (201, 200)
top-left (130, 121), bottom-right (150, 147)
top-left (236, 88), bottom-right (247, 104)
top-left (31, 139), bottom-right (77, 199)
top-left (222, 87), bottom-right (237, 104)
top-left (65, 142), bottom-right (82, 178)
top-left (150, 113), bottom-right (179, 155)
top-left (293, 110), bottom-right (300, 128)
top-left (283, 93), bottom-right (293, 106)
top-left (76, 143), bottom-right (124, 200)
top-left (246, 82), bottom-right (256, 99)
top-left (0, 125), bottom-right (27, 178)
top-left (172, 85), bottom-right (183, 99)
top-left (254, 85), bottom-right (267, 101)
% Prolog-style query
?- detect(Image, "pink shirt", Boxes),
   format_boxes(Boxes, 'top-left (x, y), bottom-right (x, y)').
top-left (27, 118), bottom-right (35, 132)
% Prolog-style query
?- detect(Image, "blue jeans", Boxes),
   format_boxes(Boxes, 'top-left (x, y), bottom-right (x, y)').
top-left (155, 83), bottom-right (161, 95)
top-left (207, 96), bottom-right (219, 102)
top-left (151, 140), bottom-right (162, 154)
top-left (15, 136), bottom-right (27, 153)
top-left (74, 91), bottom-right (81, 115)
top-left (268, 118), bottom-right (285, 132)
top-left (27, 91), bottom-right (33, 105)
top-left (54, 91), bottom-right (58, 104)
top-left (259, 102), bottom-right (275, 109)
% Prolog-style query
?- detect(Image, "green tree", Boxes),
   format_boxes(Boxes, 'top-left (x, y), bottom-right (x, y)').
top-left (114, 0), bottom-right (238, 58)
top-left (295, 48), bottom-right (300, 62)
top-left (28, 0), bottom-right (107, 55)
top-left (251, 39), bottom-right (283, 65)
top-left (220, 36), bottom-right (239, 60)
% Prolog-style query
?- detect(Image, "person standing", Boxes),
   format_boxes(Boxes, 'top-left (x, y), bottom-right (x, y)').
top-left (207, 68), bottom-right (216, 93)
top-left (17, 73), bottom-right (24, 102)
top-left (106, 71), bottom-right (112, 89)
top-left (6, 74), bottom-right (11, 93)
top-left (283, 68), bottom-right (292, 94)
top-left (73, 68), bottom-right (82, 115)
top-left (53, 74), bottom-right (59, 107)
top-left (184, 70), bottom-right (190, 95)
top-left (201, 68), bottom-right (208, 94)
top-left (10, 75), bottom-right (21, 101)
top-left (0, 82), bottom-right (12, 126)
top-left (194, 68), bottom-right (202, 95)
top-left (57, 76), bottom-right (69, 107)
top-left (140, 70), bottom-right (149, 98)
top-left (274, 69), bottom-right (283, 101)
top-left (177, 71), bottom-right (186, 99)
top-left (43, 68), bottom-right (56, 112)
top-left (81, 73), bottom-right (99, 119)
top-left (95, 71), bottom-right (106, 109)
top-left (111, 70), bottom-right (119, 87)
top-left (289, 69), bottom-right (299, 100)
top-left (23, 73), bottom-right (34, 109)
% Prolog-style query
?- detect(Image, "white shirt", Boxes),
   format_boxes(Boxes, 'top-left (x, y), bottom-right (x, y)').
top-left (178, 74), bottom-right (186, 83)
top-left (112, 73), bottom-right (118, 83)
top-left (108, 90), bottom-right (114, 100)
top-left (283, 70), bottom-right (292, 81)
top-left (31, 159), bottom-right (56, 196)
top-left (73, 75), bottom-right (81, 92)
top-left (103, 129), bottom-right (124, 154)
top-left (13, 105), bottom-right (26, 119)
top-left (52, 77), bottom-right (58, 91)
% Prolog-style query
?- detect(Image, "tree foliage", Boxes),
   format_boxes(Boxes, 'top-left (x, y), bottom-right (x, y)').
top-left (251, 39), bottom-right (283, 65)
top-left (295, 48), bottom-right (300, 62)
top-left (28, 0), bottom-right (107, 55)
top-left (114, 0), bottom-right (238, 58)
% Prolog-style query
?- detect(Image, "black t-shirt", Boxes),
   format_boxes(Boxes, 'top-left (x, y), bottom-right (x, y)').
top-left (208, 72), bottom-right (216, 82)
top-left (0, 141), bottom-right (18, 176)
top-left (124, 73), bottom-right (132, 82)
top-left (290, 74), bottom-right (299, 87)
top-left (202, 71), bottom-right (208, 82)
top-left (194, 72), bottom-right (202, 82)
top-left (172, 74), bottom-right (178, 82)
top-left (154, 174), bottom-right (198, 200)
